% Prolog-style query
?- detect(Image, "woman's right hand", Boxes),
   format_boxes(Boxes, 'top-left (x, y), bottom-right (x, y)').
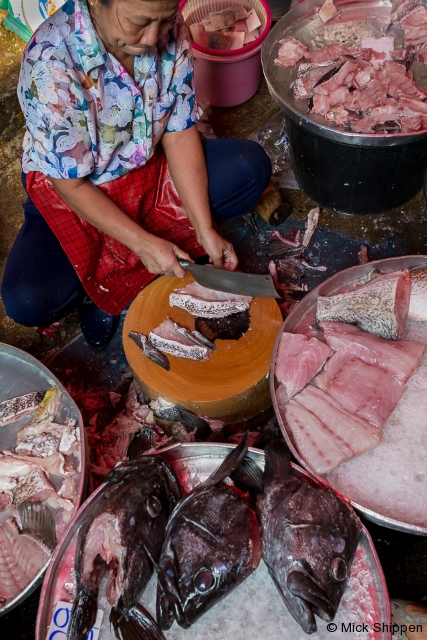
top-left (135, 234), bottom-right (193, 278)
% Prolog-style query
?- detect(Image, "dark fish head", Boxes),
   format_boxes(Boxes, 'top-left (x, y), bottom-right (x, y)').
top-left (262, 440), bottom-right (361, 634)
top-left (157, 486), bottom-right (261, 629)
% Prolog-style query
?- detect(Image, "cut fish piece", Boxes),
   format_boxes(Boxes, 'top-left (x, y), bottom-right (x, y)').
top-left (318, 0), bottom-right (338, 23)
top-left (285, 400), bottom-right (348, 474)
top-left (149, 318), bottom-right (213, 361)
top-left (324, 329), bottom-right (424, 383)
top-left (169, 281), bottom-right (252, 318)
top-left (293, 386), bottom-right (381, 467)
top-left (275, 332), bottom-right (332, 400)
top-left (409, 266), bottom-right (427, 321)
top-left (0, 518), bottom-right (51, 605)
top-left (316, 270), bottom-right (411, 339)
top-left (0, 391), bottom-right (44, 427)
top-left (320, 321), bottom-right (426, 362)
top-left (316, 351), bottom-right (406, 427)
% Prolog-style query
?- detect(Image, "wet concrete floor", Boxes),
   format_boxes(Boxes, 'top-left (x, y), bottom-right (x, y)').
top-left (1, 10), bottom-right (427, 636)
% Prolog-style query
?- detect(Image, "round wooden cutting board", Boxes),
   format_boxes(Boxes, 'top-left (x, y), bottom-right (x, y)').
top-left (123, 273), bottom-right (283, 421)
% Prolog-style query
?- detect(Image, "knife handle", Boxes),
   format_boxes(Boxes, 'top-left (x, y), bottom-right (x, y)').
top-left (178, 259), bottom-right (192, 270)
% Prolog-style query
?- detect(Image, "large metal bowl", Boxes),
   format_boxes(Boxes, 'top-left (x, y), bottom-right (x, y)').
top-left (36, 443), bottom-right (391, 640)
top-left (0, 343), bottom-right (88, 616)
top-left (271, 255), bottom-right (427, 535)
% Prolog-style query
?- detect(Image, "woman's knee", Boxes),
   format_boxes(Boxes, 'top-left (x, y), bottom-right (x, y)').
top-left (234, 140), bottom-right (272, 190)
top-left (1, 277), bottom-right (45, 326)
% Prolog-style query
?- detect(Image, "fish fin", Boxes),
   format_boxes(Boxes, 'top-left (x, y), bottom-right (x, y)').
top-left (204, 432), bottom-right (249, 488)
top-left (127, 431), bottom-right (151, 460)
top-left (18, 500), bottom-right (57, 550)
top-left (287, 569), bottom-right (335, 622)
top-left (156, 580), bottom-right (175, 630)
top-left (176, 406), bottom-right (211, 440)
top-left (263, 438), bottom-right (291, 490)
top-left (230, 457), bottom-right (264, 494)
top-left (128, 331), bottom-right (170, 371)
top-left (110, 603), bottom-right (166, 640)
top-left (67, 587), bottom-right (98, 640)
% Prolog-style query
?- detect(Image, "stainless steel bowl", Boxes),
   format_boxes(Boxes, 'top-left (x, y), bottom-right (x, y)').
top-left (36, 443), bottom-right (391, 640)
top-left (0, 343), bottom-right (88, 616)
top-left (270, 255), bottom-right (427, 535)
top-left (261, 0), bottom-right (427, 146)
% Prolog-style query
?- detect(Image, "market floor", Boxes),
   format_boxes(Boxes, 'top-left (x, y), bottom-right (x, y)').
top-left (3, 10), bottom-right (427, 638)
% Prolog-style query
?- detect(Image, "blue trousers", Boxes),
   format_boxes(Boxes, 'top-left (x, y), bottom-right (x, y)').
top-left (2, 139), bottom-right (271, 327)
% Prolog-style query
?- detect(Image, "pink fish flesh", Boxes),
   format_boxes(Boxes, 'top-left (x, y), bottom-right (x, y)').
top-left (316, 270), bottom-right (411, 339)
top-left (324, 331), bottom-right (423, 383)
top-left (0, 518), bottom-right (51, 605)
top-left (275, 332), bottom-right (332, 400)
top-left (293, 386), bottom-right (381, 470)
top-left (284, 400), bottom-right (349, 475)
top-left (316, 351), bottom-right (406, 427)
top-left (169, 281), bottom-right (252, 318)
top-left (275, 36), bottom-right (308, 67)
top-left (149, 318), bottom-right (212, 360)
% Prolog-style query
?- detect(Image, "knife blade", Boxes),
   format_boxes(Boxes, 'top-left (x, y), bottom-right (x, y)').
top-left (178, 260), bottom-right (281, 299)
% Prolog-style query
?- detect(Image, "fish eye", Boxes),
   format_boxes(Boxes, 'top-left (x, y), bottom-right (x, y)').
top-left (146, 496), bottom-right (162, 518)
top-left (194, 569), bottom-right (214, 593)
top-left (330, 557), bottom-right (347, 582)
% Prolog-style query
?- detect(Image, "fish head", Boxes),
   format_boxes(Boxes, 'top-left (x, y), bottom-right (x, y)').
top-left (157, 486), bottom-right (261, 629)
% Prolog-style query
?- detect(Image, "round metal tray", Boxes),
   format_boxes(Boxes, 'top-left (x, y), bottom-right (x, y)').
top-left (36, 443), bottom-right (391, 640)
top-left (261, 0), bottom-right (427, 146)
top-left (270, 255), bottom-right (427, 535)
top-left (0, 343), bottom-right (88, 616)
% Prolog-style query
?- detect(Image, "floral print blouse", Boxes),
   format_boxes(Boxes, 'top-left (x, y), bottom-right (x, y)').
top-left (18, 0), bottom-right (201, 185)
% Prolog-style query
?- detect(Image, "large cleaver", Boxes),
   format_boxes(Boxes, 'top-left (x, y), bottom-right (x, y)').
top-left (178, 260), bottom-right (280, 298)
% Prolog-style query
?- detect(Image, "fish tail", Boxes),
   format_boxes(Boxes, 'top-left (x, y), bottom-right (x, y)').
top-left (264, 438), bottom-right (291, 488)
top-left (204, 431), bottom-right (249, 488)
top-left (230, 458), bottom-right (264, 494)
top-left (67, 588), bottom-right (98, 640)
top-left (18, 500), bottom-right (57, 550)
top-left (110, 603), bottom-right (167, 640)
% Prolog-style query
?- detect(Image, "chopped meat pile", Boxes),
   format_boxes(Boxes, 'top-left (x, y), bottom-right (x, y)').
top-left (388, 0), bottom-right (427, 51)
top-left (275, 36), bottom-right (427, 134)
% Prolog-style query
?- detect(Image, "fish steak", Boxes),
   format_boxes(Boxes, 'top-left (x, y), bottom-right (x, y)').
top-left (170, 281), bottom-right (252, 318)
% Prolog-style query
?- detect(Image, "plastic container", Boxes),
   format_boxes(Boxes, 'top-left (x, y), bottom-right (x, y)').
top-left (180, 0), bottom-right (272, 106)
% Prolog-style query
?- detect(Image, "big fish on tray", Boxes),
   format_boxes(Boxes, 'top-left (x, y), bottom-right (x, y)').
top-left (232, 440), bottom-right (361, 634)
top-left (67, 456), bottom-right (181, 640)
top-left (156, 433), bottom-right (262, 630)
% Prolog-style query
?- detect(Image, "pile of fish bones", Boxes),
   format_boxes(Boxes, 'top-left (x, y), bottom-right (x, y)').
top-left (66, 434), bottom-right (362, 639)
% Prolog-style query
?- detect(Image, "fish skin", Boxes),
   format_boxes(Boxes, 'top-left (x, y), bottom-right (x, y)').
top-left (316, 270), bottom-right (411, 339)
top-left (33, 386), bottom-right (62, 423)
top-left (0, 391), bottom-right (44, 427)
top-left (67, 456), bottom-right (181, 640)
top-left (156, 434), bottom-right (262, 630)
top-left (128, 331), bottom-right (171, 371)
top-left (260, 440), bottom-right (361, 634)
top-left (409, 266), bottom-right (427, 321)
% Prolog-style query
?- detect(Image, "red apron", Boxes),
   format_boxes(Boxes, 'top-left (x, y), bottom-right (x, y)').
top-left (26, 149), bottom-right (205, 315)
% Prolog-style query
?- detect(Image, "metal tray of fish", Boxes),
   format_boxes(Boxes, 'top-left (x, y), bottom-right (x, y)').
top-left (271, 255), bottom-right (427, 535)
top-left (0, 343), bottom-right (88, 616)
top-left (261, 0), bottom-right (427, 145)
top-left (36, 443), bottom-right (391, 640)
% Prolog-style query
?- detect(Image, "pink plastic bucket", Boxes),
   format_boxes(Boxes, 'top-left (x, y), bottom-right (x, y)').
top-left (179, 0), bottom-right (272, 107)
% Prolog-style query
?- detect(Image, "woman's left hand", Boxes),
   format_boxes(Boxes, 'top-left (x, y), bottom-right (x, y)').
top-left (199, 228), bottom-right (238, 271)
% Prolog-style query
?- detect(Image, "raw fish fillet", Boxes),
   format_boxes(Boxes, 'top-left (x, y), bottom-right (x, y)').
top-left (285, 400), bottom-right (348, 474)
top-left (275, 332), bottom-right (332, 400)
top-left (149, 318), bottom-right (212, 360)
top-left (316, 270), bottom-right (411, 339)
top-left (0, 518), bottom-right (50, 604)
top-left (409, 267), bottom-right (427, 320)
top-left (0, 392), bottom-right (44, 427)
top-left (275, 36), bottom-right (307, 67)
top-left (169, 281), bottom-right (252, 318)
top-left (316, 351), bottom-right (405, 427)
top-left (318, 0), bottom-right (337, 23)
top-left (320, 321), bottom-right (425, 362)
top-left (323, 327), bottom-right (424, 383)
top-left (293, 386), bottom-right (381, 468)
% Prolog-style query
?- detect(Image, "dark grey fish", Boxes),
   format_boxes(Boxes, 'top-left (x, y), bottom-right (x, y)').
top-left (128, 331), bottom-right (170, 371)
top-left (232, 440), bottom-right (361, 634)
top-left (67, 457), bottom-right (181, 640)
top-left (156, 434), bottom-right (262, 630)
top-left (150, 399), bottom-right (211, 440)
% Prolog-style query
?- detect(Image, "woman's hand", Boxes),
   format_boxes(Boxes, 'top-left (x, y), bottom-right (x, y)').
top-left (199, 228), bottom-right (238, 271)
top-left (135, 234), bottom-right (193, 278)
